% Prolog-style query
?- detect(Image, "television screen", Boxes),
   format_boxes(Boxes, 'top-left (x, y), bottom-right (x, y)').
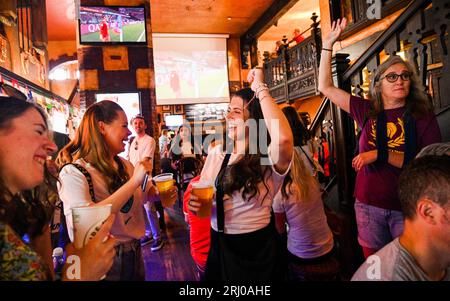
top-left (79, 6), bottom-right (147, 44)
top-left (153, 34), bottom-right (230, 105)
top-left (165, 115), bottom-right (184, 127)
top-left (95, 93), bottom-right (141, 133)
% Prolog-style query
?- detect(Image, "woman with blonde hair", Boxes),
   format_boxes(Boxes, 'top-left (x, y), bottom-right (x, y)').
top-left (318, 18), bottom-right (441, 258)
top-left (273, 107), bottom-right (338, 281)
top-left (56, 100), bottom-right (155, 280)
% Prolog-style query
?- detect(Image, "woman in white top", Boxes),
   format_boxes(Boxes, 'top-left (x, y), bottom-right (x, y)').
top-left (56, 100), bottom-right (154, 281)
top-left (273, 107), bottom-right (339, 281)
top-left (188, 68), bottom-right (293, 281)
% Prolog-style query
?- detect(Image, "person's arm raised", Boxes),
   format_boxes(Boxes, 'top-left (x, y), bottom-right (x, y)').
top-left (318, 18), bottom-right (351, 113)
top-left (247, 68), bottom-right (293, 174)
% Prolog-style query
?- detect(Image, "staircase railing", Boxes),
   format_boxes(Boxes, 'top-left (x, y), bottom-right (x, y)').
top-left (263, 13), bottom-right (321, 103)
top-left (342, 0), bottom-right (449, 108)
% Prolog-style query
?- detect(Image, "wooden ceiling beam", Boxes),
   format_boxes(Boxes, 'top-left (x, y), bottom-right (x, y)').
top-left (240, 0), bottom-right (298, 69)
top-left (241, 0), bottom-right (299, 40)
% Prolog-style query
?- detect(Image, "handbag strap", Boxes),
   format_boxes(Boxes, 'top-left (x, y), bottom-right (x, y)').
top-left (215, 153), bottom-right (231, 233)
top-left (62, 163), bottom-right (96, 203)
top-left (403, 111), bottom-right (417, 167)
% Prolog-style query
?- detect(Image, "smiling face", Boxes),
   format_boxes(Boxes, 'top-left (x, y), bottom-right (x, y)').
top-left (179, 125), bottom-right (190, 141)
top-left (0, 108), bottom-right (57, 194)
top-left (226, 96), bottom-right (250, 141)
top-left (100, 110), bottom-right (131, 156)
top-left (132, 117), bottom-right (146, 136)
top-left (380, 63), bottom-right (411, 104)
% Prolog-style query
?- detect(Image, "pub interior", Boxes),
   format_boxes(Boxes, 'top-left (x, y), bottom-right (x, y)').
top-left (0, 0), bottom-right (449, 284)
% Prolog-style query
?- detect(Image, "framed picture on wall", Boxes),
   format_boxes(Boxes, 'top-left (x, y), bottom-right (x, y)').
top-left (163, 112), bottom-right (171, 120)
top-left (174, 104), bottom-right (184, 114)
top-left (162, 105), bottom-right (171, 111)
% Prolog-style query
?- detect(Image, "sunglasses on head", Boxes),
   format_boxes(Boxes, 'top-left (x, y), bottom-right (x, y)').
top-left (379, 71), bottom-right (412, 83)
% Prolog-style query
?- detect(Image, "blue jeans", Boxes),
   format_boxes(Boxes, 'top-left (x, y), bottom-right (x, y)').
top-left (144, 196), bottom-right (161, 240)
top-left (354, 200), bottom-right (404, 251)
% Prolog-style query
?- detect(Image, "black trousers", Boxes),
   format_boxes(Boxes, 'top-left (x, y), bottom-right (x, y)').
top-left (205, 223), bottom-right (285, 281)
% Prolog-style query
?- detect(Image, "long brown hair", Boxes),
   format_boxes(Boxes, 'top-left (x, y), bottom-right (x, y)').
top-left (369, 55), bottom-right (432, 119)
top-left (219, 88), bottom-right (274, 201)
top-left (0, 97), bottom-right (56, 238)
top-left (56, 101), bottom-right (129, 193)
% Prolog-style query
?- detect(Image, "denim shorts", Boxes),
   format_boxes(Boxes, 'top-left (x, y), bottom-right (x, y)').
top-left (354, 200), bottom-right (404, 251)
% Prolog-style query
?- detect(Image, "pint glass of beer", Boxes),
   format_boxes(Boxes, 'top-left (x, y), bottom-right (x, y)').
top-left (153, 173), bottom-right (176, 207)
top-left (191, 181), bottom-right (215, 218)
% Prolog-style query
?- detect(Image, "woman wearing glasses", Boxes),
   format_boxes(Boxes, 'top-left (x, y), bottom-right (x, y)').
top-left (318, 18), bottom-right (442, 258)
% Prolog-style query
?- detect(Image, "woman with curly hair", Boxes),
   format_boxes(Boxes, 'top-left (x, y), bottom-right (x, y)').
top-left (318, 18), bottom-right (442, 258)
top-left (0, 96), bottom-right (116, 280)
top-left (188, 68), bottom-right (294, 281)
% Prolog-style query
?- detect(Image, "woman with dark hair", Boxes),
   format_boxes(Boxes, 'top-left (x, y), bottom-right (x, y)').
top-left (56, 100), bottom-right (155, 280)
top-left (0, 96), bottom-right (116, 280)
top-left (318, 18), bottom-right (442, 257)
top-left (169, 123), bottom-right (201, 161)
top-left (273, 107), bottom-right (338, 281)
top-left (188, 68), bottom-right (294, 281)
top-left (169, 123), bottom-right (203, 189)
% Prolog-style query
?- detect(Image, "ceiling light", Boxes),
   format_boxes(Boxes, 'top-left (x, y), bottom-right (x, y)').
top-left (227, 17), bottom-right (232, 21)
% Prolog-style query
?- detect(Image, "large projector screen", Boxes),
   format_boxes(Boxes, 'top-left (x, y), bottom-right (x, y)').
top-left (152, 34), bottom-right (230, 105)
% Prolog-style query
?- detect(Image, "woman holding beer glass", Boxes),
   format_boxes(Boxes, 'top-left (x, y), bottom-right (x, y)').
top-left (56, 100), bottom-right (153, 280)
top-left (188, 68), bottom-right (294, 281)
top-left (0, 96), bottom-right (116, 280)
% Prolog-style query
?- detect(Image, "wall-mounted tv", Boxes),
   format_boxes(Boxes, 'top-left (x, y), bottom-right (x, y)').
top-left (79, 6), bottom-right (147, 44)
top-left (164, 114), bottom-right (184, 128)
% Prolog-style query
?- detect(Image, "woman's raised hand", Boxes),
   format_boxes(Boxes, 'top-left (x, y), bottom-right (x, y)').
top-left (323, 18), bottom-right (347, 48)
top-left (247, 68), bottom-right (265, 93)
top-left (132, 159), bottom-right (153, 186)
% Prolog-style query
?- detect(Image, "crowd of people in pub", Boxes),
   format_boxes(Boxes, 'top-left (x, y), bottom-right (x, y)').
top-left (0, 18), bottom-right (449, 281)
